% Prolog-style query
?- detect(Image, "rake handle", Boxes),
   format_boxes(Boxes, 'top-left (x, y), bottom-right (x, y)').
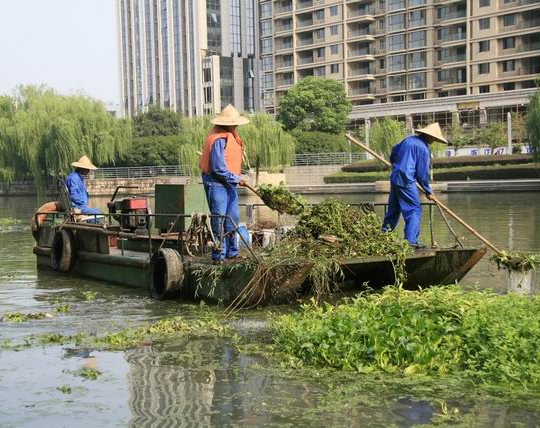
top-left (345, 134), bottom-right (503, 255)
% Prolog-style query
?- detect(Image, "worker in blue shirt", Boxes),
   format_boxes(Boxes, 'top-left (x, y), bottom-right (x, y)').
top-left (382, 123), bottom-right (448, 247)
top-left (199, 105), bottom-right (250, 262)
top-left (65, 155), bottom-right (102, 216)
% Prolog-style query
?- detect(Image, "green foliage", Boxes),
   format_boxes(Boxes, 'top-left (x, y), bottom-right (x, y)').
top-left (0, 85), bottom-right (131, 187)
top-left (277, 77), bottom-right (352, 134)
top-left (290, 130), bottom-right (358, 154)
top-left (57, 385), bottom-right (72, 394)
top-left (527, 87), bottom-right (540, 162)
top-left (118, 136), bottom-right (180, 166)
top-left (325, 164), bottom-right (539, 183)
top-left (448, 125), bottom-right (470, 149)
top-left (511, 112), bottom-right (528, 146)
top-left (491, 251), bottom-right (540, 272)
top-left (1, 312), bottom-right (52, 323)
top-left (250, 200), bottom-right (411, 299)
top-left (257, 184), bottom-right (306, 215)
top-left (132, 105), bottom-right (182, 137)
top-left (369, 118), bottom-right (408, 158)
top-left (273, 286), bottom-right (540, 388)
top-left (474, 122), bottom-right (506, 153)
top-left (77, 367), bottom-right (101, 380)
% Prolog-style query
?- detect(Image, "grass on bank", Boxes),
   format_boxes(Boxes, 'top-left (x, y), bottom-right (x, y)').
top-left (324, 163), bottom-right (540, 183)
top-left (273, 285), bottom-right (540, 389)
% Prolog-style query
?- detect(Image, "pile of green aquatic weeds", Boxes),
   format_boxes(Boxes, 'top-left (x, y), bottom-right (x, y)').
top-left (257, 184), bottom-right (306, 215)
top-left (273, 285), bottom-right (540, 388)
top-left (241, 200), bottom-right (411, 304)
top-left (491, 250), bottom-right (540, 272)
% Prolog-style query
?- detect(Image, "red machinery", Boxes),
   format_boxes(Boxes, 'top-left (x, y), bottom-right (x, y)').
top-left (107, 186), bottom-right (150, 232)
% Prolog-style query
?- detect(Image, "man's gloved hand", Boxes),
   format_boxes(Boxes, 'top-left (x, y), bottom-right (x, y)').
top-left (426, 193), bottom-right (435, 201)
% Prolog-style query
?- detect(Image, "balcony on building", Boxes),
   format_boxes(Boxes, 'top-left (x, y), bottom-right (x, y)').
top-left (436, 67), bottom-right (467, 87)
top-left (436, 1), bottom-right (466, 24)
top-left (297, 32), bottom-right (314, 47)
top-left (500, 9), bottom-right (540, 32)
top-left (297, 51), bottom-right (315, 66)
top-left (347, 42), bottom-right (375, 60)
top-left (275, 54), bottom-right (294, 70)
top-left (437, 24), bottom-right (466, 44)
top-left (348, 63), bottom-right (375, 80)
top-left (500, 0), bottom-right (540, 9)
top-left (348, 82), bottom-right (375, 100)
top-left (275, 18), bottom-right (293, 33)
top-left (276, 72), bottom-right (295, 88)
top-left (347, 4), bottom-right (375, 22)
top-left (436, 45), bottom-right (466, 65)
top-left (275, 37), bottom-right (294, 51)
top-left (274, 0), bottom-right (293, 16)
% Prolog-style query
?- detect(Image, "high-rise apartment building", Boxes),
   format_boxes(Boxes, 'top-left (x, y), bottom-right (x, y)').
top-left (117, 0), bottom-right (259, 118)
top-left (260, 0), bottom-right (540, 120)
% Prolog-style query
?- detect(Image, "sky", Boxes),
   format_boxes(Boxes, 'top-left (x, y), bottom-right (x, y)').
top-left (0, 0), bottom-right (119, 105)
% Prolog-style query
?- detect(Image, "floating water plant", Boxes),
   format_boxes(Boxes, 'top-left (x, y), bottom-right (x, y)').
top-left (1, 312), bottom-right (53, 323)
top-left (491, 251), bottom-right (540, 272)
top-left (273, 285), bottom-right (540, 388)
top-left (256, 184), bottom-right (307, 215)
top-left (227, 200), bottom-right (411, 311)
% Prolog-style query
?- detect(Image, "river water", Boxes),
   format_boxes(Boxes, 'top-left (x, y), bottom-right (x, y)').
top-left (1, 192), bottom-right (540, 427)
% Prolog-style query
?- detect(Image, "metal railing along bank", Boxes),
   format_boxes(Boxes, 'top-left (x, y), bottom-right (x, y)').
top-left (92, 153), bottom-right (366, 180)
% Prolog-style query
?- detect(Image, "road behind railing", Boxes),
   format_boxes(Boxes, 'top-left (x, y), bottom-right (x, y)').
top-left (93, 152), bottom-right (366, 179)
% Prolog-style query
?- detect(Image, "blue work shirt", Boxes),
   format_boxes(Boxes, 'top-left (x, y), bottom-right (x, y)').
top-left (389, 135), bottom-right (433, 195)
top-left (201, 137), bottom-right (242, 187)
top-left (65, 171), bottom-right (89, 208)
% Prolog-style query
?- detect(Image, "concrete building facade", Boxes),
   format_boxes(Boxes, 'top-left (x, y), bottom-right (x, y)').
top-left (117, 0), bottom-right (260, 118)
top-left (259, 0), bottom-right (540, 121)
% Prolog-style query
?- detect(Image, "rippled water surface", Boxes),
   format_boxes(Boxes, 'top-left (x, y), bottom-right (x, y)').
top-left (1, 193), bottom-right (540, 427)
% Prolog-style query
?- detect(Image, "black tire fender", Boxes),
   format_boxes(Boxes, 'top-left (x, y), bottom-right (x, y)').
top-left (149, 248), bottom-right (184, 300)
top-left (51, 229), bottom-right (77, 272)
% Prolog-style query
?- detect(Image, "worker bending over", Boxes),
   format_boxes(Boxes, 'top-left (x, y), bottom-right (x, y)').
top-left (65, 155), bottom-right (102, 216)
top-left (199, 105), bottom-right (249, 263)
top-left (382, 123), bottom-right (448, 247)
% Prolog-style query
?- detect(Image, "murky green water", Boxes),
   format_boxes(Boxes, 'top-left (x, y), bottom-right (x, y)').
top-left (1, 193), bottom-right (540, 427)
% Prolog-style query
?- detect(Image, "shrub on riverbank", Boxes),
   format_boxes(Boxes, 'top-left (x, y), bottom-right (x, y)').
top-left (273, 286), bottom-right (540, 387)
top-left (342, 154), bottom-right (534, 173)
top-left (325, 163), bottom-right (540, 183)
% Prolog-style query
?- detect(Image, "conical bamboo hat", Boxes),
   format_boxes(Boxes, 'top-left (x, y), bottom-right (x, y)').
top-left (211, 104), bottom-right (250, 126)
top-left (416, 123), bottom-right (448, 144)
top-left (71, 155), bottom-right (97, 170)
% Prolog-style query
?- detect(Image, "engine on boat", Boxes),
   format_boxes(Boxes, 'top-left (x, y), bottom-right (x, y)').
top-left (107, 197), bottom-right (150, 232)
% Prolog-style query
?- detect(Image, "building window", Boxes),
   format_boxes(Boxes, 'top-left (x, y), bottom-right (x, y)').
top-left (315, 47), bottom-right (325, 57)
top-left (329, 5), bottom-right (338, 16)
top-left (261, 38), bottom-right (273, 54)
top-left (315, 28), bottom-right (325, 39)
top-left (502, 59), bottom-right (515, 72)
top-left (379, 39), bottom-right (386, 50)
top-left (479, 0), bottom-right (490, 6)
top-left (409, 72), bottom-right (426, 89)
top-left (260, 2), bottom-right (272, 19)
top-left (479, 40), bottom-right (490, 52)
top-left (262, 56), bottom-right (274, 72)
top-left (503, 82), bottom-right (515, 91)
top-left (502, 37), bottom-right (515, 49)
top-left (503, 14), bottom-right (516, 26)
top-left (408, 10), bottom-right (425, 28)
top-left (379, 19), bottom-right (386, 31)
top-left (380, 78), bottom-right (387, 89)
top-left (389, 74), bottom-right (406, 91)
top-left (261, 20), bottom-right (272, 37)
top-left (409, 51), bottom-right (426, 68)
top-left (379, 0), bottom-right (386, 11)
top-left (408, 0), bottom-right (426, 6)
top-left (314, 9), bottom-right (324, 20)
top-left (330, 25), bottom-right (339, 36)
top-left (408, 30), bottom-right (426, 49)
top-left (389, 54), bottom-right (406, 72)
top-left (388, 0), bottom-right (405, 11)
top-left (479, 18), bottom-right (490, 30)
top-left (478, 63), bottom-right (490, 74)
top-left (479, 85), bottom-right (490, 93)
top-left (314, 66), bottom-right (326, 76)
top-left (388, 34), bottom-right (405, 51)
top-left (389, 14), bottom-right (405, 32)
top-left (379, 58), bottom-right (386, 69)
top-left (330, 63), bottom-right (339, 74)
top-left (330, 44), bottom-right (339, 54)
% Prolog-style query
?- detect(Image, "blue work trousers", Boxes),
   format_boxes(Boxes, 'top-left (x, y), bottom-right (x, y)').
top-left (382, 183), bottom-right (422, 245)
top-left (204, 182), bottom-right (240, 261)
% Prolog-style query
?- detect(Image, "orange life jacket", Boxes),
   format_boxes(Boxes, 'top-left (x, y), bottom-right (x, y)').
top-left (199, 126), bottom-right (243, 176)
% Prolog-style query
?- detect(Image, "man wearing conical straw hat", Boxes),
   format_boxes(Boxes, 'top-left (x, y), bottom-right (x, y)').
top-left (382, 123), bottom-right (448, 248)
top-left (65, 155), bottom-right (102, 216)
top-left (199, 105), bottom-right (250, 263)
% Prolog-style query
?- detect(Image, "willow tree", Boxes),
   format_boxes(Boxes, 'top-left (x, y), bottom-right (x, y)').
top-left (0, 85), bottom-right (131, 189)
top-left (370, 118), bottom-right (408, 158)
top-left (527, 85), bottom-right (540, 162)
top-left (176, 113), bottom-right (295, 174)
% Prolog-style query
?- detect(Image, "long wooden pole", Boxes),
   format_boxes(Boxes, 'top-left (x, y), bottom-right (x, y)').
top-left (345, 133), bottom-right (503, 255)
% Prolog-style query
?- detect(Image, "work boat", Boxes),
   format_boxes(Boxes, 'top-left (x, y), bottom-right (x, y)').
top-left (32, 183), bottom-right (486, 307)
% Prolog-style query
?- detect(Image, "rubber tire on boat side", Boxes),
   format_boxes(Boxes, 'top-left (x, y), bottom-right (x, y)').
top-left (50, 229), bottom-right (77, 272)
top-left (149, 248), bottom-right (184, 300)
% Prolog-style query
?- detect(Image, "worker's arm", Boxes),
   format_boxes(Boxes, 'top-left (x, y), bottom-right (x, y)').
top-left (65, 174), bottom-right (87, 207)
top-left (209, 138), bottom-right (242, 185)
top-left (415, 144), bottom-right (433, 196)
